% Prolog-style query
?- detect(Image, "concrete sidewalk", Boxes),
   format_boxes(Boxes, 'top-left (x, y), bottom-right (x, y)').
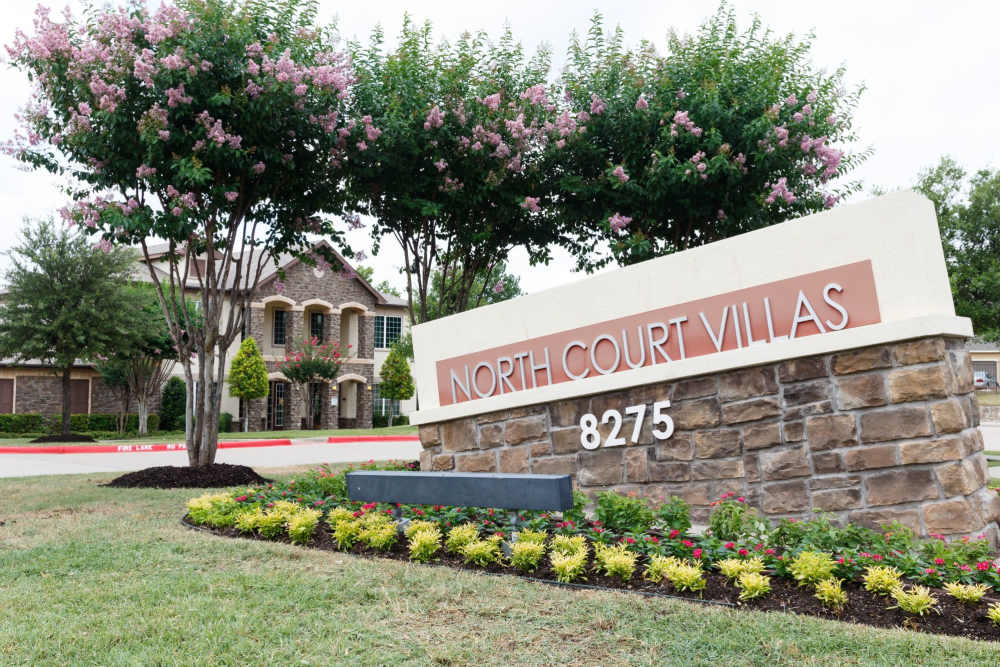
top-left (0, 437), bottom-right (421, 479)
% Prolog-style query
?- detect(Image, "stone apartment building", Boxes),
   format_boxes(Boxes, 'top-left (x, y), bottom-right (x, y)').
top-left (238, 244), bottom-right (412, 431)
top-left (0, 241), bottom-right (413, 430)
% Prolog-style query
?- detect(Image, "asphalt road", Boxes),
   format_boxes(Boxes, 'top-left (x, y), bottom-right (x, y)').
top-left (0, 438), bottom-right (422, 479)
top-left (1, 426), bottom-right (998, 480)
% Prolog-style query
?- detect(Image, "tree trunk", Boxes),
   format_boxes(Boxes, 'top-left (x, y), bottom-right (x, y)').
top-left (60, 366), bottom-right (72, 437)
top-left (183, 361), bottom-right (198, 466)
top-left (137, 397), bottom-right (149, 436)
top-left (243, 398), bottom-right (249, 432)
top-left (194, 345), bottom-right (228, 467)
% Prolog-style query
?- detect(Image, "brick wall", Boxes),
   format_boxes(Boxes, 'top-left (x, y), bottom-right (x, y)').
top-left (418, 335), bottom-right (1000, 542)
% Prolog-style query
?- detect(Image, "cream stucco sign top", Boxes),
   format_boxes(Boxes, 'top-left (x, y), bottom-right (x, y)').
top-left (409, 191), bottom-right (972, 426)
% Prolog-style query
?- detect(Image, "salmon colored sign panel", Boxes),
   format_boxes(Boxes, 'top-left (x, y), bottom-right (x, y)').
top-left (435, 260), bottom-right (881, 406)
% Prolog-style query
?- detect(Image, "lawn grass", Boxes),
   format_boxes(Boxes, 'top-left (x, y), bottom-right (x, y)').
top-left (0, 425), bottom-right (417, 447)
top-left (2, 470), bottom-right (998, 664)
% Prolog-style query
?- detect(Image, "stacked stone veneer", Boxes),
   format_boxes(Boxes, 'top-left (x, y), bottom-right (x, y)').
top-left (419, 335), bottom-right (1000, 541)
top-left (243, 251), bottom-right (381, 431)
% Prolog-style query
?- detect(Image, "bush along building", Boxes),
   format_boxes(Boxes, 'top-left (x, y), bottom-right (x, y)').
top-left (0, 241), bottom-right (412, 432)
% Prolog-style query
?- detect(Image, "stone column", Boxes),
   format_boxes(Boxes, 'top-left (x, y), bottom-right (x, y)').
top-left (321, 382), bottom-right (339, 429)
top-left (360, 312), bottom-right (375, 359)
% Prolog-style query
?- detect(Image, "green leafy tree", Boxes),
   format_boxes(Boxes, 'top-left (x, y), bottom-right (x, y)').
top-left (95, 358), bottom-right (133, 433)
top-left (416, 262), bottom-right (524, 322)
top-left (228, 336), bottom-right (269, 432)
top-left (279, 337), bottom-right (346, 428)
top-left (356, 265), bottom-right (402, 298)
top-left (7, 1), bottom-right (381, 465)
top-left (555, 9), bottom-right (866, 270)
top-left (0, 219), bottom-right (137, 437)
top-left (379, 344), bottom-right (415, 421)
top-left (160, 376), bottom-right (187, 432)
top-left (96, 283), bottom-right (185, 435)
top-left (917, 157), bottom-right (1000, 340)
top-left (348, 18), bottom-right (578, 324)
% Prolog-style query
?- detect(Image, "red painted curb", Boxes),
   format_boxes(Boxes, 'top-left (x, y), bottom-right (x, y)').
top-left (0, 438), bottom-right (293, 455)
top-left (327, 435), bottom-right (420, 443)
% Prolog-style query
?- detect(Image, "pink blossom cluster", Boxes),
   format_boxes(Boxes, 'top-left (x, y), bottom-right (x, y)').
top-left (520, 85), bottom-right (546, 106)
top-left (635, 93), bottom-right (648, 110)
top-left (362, 115), bottom-right (381, 142)
top-left (89, 75), bottom-right (126, 112)
top-left (439, 176), bottom-right (463, 192)
top-left (589, 94), bottom-right (606, 115)
top-left (670, 110), bottom-right (702, 137)
top-left (611, 165), bottom-right (629, 184)
top-left (521, 196), bottom-right (540, 213)
top-left (423, 104), bottom-right (445, 130)
top-left (136, 164), bottom-right (157, 179)
top-left (479, 93), bottom-right (501, 111)
top-left (800, 135), bottom-right (843, 180)
top-left (764, 177), bottom-right (795, 205)
top-left (608, 212), bottom-right (631, 231)
top-left (165, 83), bottom-right (192, 108)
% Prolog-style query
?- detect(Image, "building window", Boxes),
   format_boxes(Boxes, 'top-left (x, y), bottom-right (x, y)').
top-left (273, 309), bottom-right (287, 346)
top-left (310, 312), bottom-right (325, 341)
top-left (373, 384), bottom-right (400, 418)
top-left (374, 315), bottom-right (402, 349)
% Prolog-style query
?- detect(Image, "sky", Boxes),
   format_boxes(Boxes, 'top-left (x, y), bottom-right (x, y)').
top-left (0, 0), bottom-right (997, 296)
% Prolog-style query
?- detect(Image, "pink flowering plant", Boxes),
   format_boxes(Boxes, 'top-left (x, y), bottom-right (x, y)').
top-left (6, 1), bottom-right (380, 465)
top-left (555, 9), bottom-right (865, 270)
top-left (346, 19), bottom-right (582, 323)
top-left (278, 336), bottom-right (346, 428)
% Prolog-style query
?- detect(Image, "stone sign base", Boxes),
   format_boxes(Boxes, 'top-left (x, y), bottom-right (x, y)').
top-left (418, 335), bottom-right (1000, 543)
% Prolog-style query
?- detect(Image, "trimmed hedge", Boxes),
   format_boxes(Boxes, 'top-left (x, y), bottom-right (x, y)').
top-left (0, 414), bottom-right (47, 433)
top-left (0, 413), bottom-right (160, 434)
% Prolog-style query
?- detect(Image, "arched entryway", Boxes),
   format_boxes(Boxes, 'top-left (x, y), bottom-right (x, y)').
top-left (302, 298), bottom-right (334, 344)
top-left (338, 302), bottom-right (367, 357)
top-left (337, 373), bottom-right (366, 429)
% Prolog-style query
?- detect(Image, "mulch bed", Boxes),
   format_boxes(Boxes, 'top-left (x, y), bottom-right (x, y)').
top-left (106, 464), bottom-right (271, 489)
top-left (183, 518), bottom-right (1000, 643)
top-left (30, 434), bottom-right (97, 443)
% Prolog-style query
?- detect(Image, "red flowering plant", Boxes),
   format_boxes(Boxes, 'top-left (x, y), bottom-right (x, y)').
top-left (278, 336), bottom-right (346, 428)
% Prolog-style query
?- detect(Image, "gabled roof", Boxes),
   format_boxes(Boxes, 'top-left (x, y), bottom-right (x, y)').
top-left (138, 239), bottom-right (406, 307)
top-left (256, 239), bottom-right (399, 306)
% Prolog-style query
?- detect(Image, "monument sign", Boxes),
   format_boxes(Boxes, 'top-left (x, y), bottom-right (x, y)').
top-left (410, 191), bottom-right (999, 540)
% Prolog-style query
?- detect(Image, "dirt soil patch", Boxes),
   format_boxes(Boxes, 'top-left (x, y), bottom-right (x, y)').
top-left (184, 517), bottom-right (1000, 643)
top-left (107, 464), bottom-right (270, 489)
top-left (29, 434), bottom-right (97, 443)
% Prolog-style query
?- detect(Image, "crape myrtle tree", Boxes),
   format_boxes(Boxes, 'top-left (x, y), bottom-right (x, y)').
top-left (0, 219), bottom-right (137, 438)
top-left (917, 157), bottom-right (1000, 341)
top-left (278, 336), bottom-right (346, 429)
top-left (555, 10), bottom-right (867, 270)
top-left (6, 1), bottom-right (381, 465)
top-left (347, 18), bottom-right (583, 324)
